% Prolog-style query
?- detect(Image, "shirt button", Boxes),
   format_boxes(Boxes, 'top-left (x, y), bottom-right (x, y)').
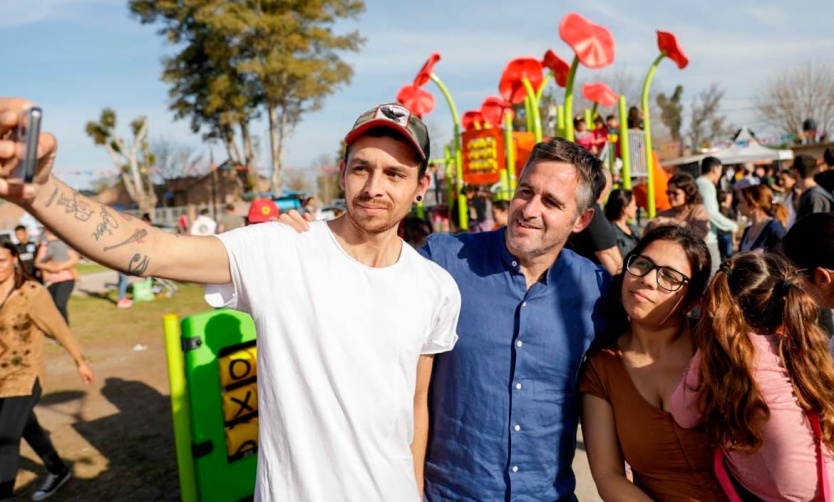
top-left (516, 340), bottom-right (523, 348)
top-left (512, 260), bottom-right (517, 266)
top-left (514, 425), bottom-right (521, 432)
top-left (515, 383), bottom-right (522, 390)
top-left (521, 301), bottom-right (527, 307)
top-left (512, 465), bottom-right (519, 473)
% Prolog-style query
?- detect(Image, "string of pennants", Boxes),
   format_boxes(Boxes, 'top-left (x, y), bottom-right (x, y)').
top-left (56, 164), bottom-right (340, 177)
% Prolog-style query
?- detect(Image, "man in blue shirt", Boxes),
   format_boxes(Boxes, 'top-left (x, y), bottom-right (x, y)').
top-left (421, 138), bottom-right (616, 501)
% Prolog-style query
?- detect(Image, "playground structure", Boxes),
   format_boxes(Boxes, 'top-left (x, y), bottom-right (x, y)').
top-left (397, 12), bottom-right (690, 228)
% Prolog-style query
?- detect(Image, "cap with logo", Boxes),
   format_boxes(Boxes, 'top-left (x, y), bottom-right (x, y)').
top-left (247, 198), bottom-right (280, 224)
top-left (344, 103), bottom-right (430, 166)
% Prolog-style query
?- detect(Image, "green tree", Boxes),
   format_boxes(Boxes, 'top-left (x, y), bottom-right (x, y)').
top-left (130, 0), bottom-right (365, 194)
top-left (85, 109), bottom-right (157, 212)
top-left (656, 85), bottom-right (684, 143)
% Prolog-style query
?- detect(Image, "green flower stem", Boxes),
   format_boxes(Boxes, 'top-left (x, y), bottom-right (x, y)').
top-left (430, 73), bottom-right (468, 230)
top-left (563, 56), bottom-right (580, 141)
top-left (504, 110), bottom-right (517, 196)
top-left (641, 52), bottom-right (666, 218)
top-left (521, 77), bottom-right (543, 142)
top-left (618, 95), bottom-right (631, 189)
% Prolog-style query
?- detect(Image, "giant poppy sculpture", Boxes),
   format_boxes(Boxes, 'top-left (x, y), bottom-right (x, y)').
top-left (407, 52), bottom-right (471, 228)
top-left (641, 30), bottom-right (689, 217)
top-left (479, 96), bottom-right (514, 128)
top-left (558, 13), bottom-right (616, 141)
top-left (538, 49), bottom-right (571, 137)
top-left (396, 84), bottom-right (435, 118)
top-left (498, 57), bottom-right (544, 142)
top-left (582, 82), bottom-right (618, 112)
top-left (461, 110), bottom-right (486, 132)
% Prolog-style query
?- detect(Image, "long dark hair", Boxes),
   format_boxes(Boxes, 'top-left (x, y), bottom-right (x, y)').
top-left (604, 189), bottom-right (633, 222)
top-left (696, 252), bottom-right (834, 452)
top-left (667, 173), bottom-right (703, 206)
top-left (0, 240), bottom-right (30, 289)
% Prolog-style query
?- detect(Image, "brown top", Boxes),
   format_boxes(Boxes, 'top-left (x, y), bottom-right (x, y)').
top-left (646, 204), bottom-right (711, 241)
top-left (580, 347), bottom-right (727, 501)
top-left (0, 280), bottom-right (85, 398)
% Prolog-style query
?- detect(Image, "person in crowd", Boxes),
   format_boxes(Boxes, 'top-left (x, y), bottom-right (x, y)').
top-left (736, 185), bottom-right (787, 253)
top-left (627, 106), bottom-right (643, 130)
top-left (604, 188), bottom-right (640, 259)
top-left (116, 271), bottom-right (132, 308)
top-left (176, 212), bottom-right (189, 235)
top-left (14, 224), bottom-right (39, 281)
top-left (696, 156), bottom-right (739, 273)
top-left (670, 252), bottom-right (834, 501)
top-left (0, 98), bottom-right (461, 501)
top-left (298, 196), bottom-right (321, 221)
top-left (401, 216), bottom-right (433, 249)
top-left (822, 147), bottom-right (834, 171)
top-left (190, 208), bottom-right (217, 235)
top-left (606, 114), bottom-right (619, 131)
top-left (474, 188), bottom-right (494, 230)
top-left (0, 240), bottom-right (94, 501)
top-left (716, 190), bottom-right (737, 260)
top-left (451, 184), bottom-right (478, 232)
top-left (645, 173), bottom-right (710, 242)
top-left (733, 163), bottom-right (761, 193)
top-left (794, 154), bottom-right (834, 219)
top-left (776, 168), bottom-right (800, 228)
top-left (33, 229), bottom-right (79, 324)
top-left (490, 199), bottom-right (509, 229)
top-left (592, 116), bottom-right (608, 153)
top-left (574, 116), bottom-right (597, 154)
top-left (781, 212), bottom-right (834, 347)
top-left (216, 203), bottom-right (243, 233)
top-left (567, 168), bottom-right (622, 275)
top-left (245, 198), bottom-right (280, 225)
top-left (580, 225), bottom-right (723, 500)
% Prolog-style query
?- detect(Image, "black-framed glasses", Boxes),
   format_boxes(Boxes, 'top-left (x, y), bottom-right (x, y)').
top-left (625, 254), bottom-right (690, 292)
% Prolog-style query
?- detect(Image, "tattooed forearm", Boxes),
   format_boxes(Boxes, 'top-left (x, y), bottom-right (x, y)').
top-left (55, 189), bottom-right (93, 222)
top-left (92, 207), bottom-right (120, 241)
top-left (103, 229), bottom-right (148, 252)
top-left (127, 253), bottom-right (150, 276)
top-left (45, 186), bottom-right (59, 208)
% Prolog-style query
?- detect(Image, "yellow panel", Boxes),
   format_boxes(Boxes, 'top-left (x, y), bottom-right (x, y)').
top-left (218, 347), bottom-right (258, 387)
top-left (225, 417), bottom-right (259, 458)
top-left (221, 382), bottom-right (258, 423)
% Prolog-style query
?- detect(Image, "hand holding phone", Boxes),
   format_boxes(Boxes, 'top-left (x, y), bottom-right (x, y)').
top-left (11, 107), bottom-right (42, 183)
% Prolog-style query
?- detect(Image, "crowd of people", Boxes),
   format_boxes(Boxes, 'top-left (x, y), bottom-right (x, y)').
top-left (2, 94), bottom-right (834, 502)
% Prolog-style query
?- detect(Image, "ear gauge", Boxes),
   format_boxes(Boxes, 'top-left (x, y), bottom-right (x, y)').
top-left (416, 195), bottom-right (423, 202)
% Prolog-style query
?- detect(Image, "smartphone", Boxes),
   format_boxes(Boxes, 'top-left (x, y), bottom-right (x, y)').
top-left (11, 107), bottom-right (42, 183)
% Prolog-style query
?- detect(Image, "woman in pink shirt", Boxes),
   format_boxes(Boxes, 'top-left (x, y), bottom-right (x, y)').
top-left (670, 252), bottom-right (834, 501)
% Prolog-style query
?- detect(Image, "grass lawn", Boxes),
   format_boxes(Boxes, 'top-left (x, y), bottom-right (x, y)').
top-left (67, 282), bottom-right (214, 348)
top-left (76, 262), bottom-right (112, 276)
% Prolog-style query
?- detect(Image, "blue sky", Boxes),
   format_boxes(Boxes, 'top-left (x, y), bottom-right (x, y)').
top-left (3, 0), bottom-right (833, 189)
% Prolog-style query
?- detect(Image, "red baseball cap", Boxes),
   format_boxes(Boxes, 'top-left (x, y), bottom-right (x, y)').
top-left (344, 103), bottom-right (430, 166)
top-left (247, 199), bottom-right (280, 224)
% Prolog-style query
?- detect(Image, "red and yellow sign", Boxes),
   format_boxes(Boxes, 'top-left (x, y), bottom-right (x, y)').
top-left (462, 128), bottom-right (505, 185)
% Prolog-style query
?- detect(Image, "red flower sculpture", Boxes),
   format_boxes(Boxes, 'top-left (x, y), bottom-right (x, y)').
top-left (396, 84), bottom-right (435, 118)
top-left (414, 52), bottom-right (441, 87)
top-left (480, 96), bottom-right (514, 127)
top-left (582, 83), bottom-right (618, 107)
top-left (657, 31), bottom-right (689, 69)
top-left (462, 111), bottom-right (486, 131)
top-left (559, 13), bottom-right (615, 69)
top-left (542, 50), bottom-right (571, 87)
top-left (498, 58), bottom-right (544, 104)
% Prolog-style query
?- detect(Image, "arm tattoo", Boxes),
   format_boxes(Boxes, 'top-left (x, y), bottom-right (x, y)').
top-left (45, 186), bottom-right (59, 207)
top-left (55, 189), bottom-right (93, 222)
top-left (103, 229), bottom-right (148, 252)
top-left (92, 207), bottom-right (119, 241)
top-left (127, 253), bottom-right (150, 276)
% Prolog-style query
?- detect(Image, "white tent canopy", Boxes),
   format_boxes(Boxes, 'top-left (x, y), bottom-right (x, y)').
top-left (663, 128), bottom-right (794, 167)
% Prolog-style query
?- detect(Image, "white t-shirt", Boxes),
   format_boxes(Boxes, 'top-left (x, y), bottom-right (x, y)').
top-left (205, 221), bottom-right (461, 501)
top-left (191, 215), bottom-right (218, 235)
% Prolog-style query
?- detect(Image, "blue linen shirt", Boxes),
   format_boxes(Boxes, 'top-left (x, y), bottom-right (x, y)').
top-left (420, 229), bottom-right (614, 501)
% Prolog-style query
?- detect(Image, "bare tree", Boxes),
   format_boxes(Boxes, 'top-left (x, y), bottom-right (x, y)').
top-left (284, 170), bottom-right (313, 193)
top-left (755, 62), bottom-right (834, 137)
top-left (150, 137), bottom-right (207, 181)
top-left (85, 108), bottom-right (157, 213)
top-left (657, 85), bottom-right (684, 142)
top-left (689, 83), bottom-right (734, 151)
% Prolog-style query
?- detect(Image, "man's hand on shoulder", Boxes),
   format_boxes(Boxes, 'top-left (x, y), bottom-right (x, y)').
top-left (278, 209), bottom-right (312, 233)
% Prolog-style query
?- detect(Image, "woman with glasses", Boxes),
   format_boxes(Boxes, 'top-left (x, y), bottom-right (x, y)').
top-left (781, 212), bottom-right (834, 349)
top-left (669, 252), bottom-right (834, 500)
top-left (645, 173), bottom-right (710, 241)
top-left (579, 225), bottom-right (722, 500)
